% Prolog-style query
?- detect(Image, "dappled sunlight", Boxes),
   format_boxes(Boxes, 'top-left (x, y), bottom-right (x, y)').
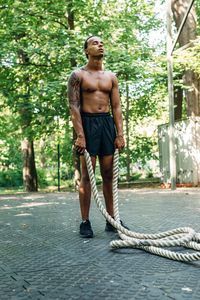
top-left (119, 188), bottom-right (200, 196)
top-left (14, 213), bottom-right (32, 216)
top-left (23, 195), bottom-right (45, 200)
top-left (0, 201), bottom-right (59, 210)
top-left (0, 196), bottom-right (20, 201)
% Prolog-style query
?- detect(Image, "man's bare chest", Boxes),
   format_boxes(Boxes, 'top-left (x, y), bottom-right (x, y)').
top-left (81, 71), bottom-right (112, 93)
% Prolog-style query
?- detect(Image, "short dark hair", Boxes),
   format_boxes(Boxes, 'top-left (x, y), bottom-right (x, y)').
top-left (84, 35), bottom-right (96, 59)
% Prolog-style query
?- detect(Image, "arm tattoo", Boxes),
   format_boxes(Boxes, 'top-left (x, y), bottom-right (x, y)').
top-left (68, 71), bottom-right (81, 108)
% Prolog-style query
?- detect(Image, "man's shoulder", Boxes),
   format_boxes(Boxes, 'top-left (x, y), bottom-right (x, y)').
top-left (69, 68), bottom-right (83, 76)
top-left (68, 68), bottom-right (83, 83)
top-left (105, 71), bottom-right (118, 84)
top-left (104, 70), bottom-right (117, 79)
top-left (68, 68), bottom-right (117, 81)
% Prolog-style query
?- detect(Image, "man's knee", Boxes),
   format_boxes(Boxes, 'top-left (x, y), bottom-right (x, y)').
top-left (81, 172), bottom-right (90, 183)
top-left (101, 168), bottom-right (113, 182)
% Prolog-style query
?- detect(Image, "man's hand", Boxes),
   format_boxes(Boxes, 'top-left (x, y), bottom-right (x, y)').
top-left (114, 135), bottom-right (125, 153)
top-left (75, 136), bottom-right (86, 154)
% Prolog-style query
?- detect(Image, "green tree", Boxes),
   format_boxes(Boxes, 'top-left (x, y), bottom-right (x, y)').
top-left (0, 0), bottom-right (172, 190)
top-left (0, 0), bottom-right (71, 190)
top-left (102, 0), bottom-right (163, 179)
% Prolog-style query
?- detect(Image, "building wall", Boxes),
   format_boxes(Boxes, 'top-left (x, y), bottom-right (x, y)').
top-left (158, 117), bottom-right (200, 185)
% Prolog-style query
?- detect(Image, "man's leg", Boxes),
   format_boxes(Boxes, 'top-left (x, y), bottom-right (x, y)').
top-left (99, 155), bottom-right (114, 217)
top-left (99, 154), bottom-right (130, 232)
top-left (79, 155), bottom-right (96, 221)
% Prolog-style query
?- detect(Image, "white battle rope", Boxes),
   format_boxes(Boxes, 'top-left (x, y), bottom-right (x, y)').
top-left (84, 149), bottom-right (200, 262)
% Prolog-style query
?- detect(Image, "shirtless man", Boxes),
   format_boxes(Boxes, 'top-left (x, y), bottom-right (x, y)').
top-left (68, 36), bottom-right (127, 238)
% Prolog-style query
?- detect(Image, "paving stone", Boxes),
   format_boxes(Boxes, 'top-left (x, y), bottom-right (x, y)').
top-left (0, 188), bottom-right (200, 299)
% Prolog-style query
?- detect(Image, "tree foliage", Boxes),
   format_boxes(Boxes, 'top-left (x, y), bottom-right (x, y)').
top-left (2, 0), bottom-right (196, 188)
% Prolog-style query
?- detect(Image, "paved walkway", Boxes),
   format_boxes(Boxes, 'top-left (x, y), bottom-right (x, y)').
top-left (0, 188), bottom-right (200, 300)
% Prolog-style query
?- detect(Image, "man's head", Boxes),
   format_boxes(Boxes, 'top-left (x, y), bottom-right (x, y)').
top-left (84, 36), bottom-right (104, 59)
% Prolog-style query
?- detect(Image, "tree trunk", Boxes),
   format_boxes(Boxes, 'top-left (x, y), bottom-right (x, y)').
top-left (184, 70), bottom-right (200, 116)
top-left (40, 138), bottom-right (46, 169)
top-left (17, 48), bottom-right (38, 192)
top-left (21, 138), bottom-right (38, 192)
top-left (174, 75), bottom-right (183, 120)
top-left (172, 0), bottom-right (200, 117)
top-left (67, 0), bottom-right (81, 190)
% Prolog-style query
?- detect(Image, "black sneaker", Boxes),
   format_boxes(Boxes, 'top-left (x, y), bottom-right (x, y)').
top-left (105, 219), bottom-right (129, 233)
top-left (80, 220), bottom-right (94, 238)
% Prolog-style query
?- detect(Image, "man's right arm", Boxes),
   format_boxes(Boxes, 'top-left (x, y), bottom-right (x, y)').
top-left (68, 70), bottom-right (86, 154)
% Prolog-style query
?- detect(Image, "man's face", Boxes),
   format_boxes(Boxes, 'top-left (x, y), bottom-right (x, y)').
top-left (85, 36), bottom-right (104, 58)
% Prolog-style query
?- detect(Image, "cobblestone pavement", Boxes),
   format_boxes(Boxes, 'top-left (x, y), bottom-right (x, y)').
top-left (0, 188), bottom-right (200, 300)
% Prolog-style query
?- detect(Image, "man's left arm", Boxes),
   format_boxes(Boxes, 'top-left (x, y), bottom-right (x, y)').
top-left (110, 73), bottom-right (125, 153)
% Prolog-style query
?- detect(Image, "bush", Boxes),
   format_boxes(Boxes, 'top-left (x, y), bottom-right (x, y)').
top-left (60, 167), bottom-right (73, 180)
top-left (0, 169), bottom-right (23, 187)
top-left (37, 168), bottom-right (49, 188)
top-left (119, 173), bottom-right (142, 182)
top-left (0, 167), bottom-right (74, 189)
top-left (146, 171), bottom-right (154, 178)
top-left (130, 173), bottom-right (142, 181)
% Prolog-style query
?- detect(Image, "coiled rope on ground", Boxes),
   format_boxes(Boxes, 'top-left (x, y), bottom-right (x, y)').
top-left (84, 149), bottom-right (200, 262)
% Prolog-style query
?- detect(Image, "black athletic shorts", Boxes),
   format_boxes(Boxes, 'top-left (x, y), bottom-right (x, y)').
top-left (81, 112), bottom-right (116, 156)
